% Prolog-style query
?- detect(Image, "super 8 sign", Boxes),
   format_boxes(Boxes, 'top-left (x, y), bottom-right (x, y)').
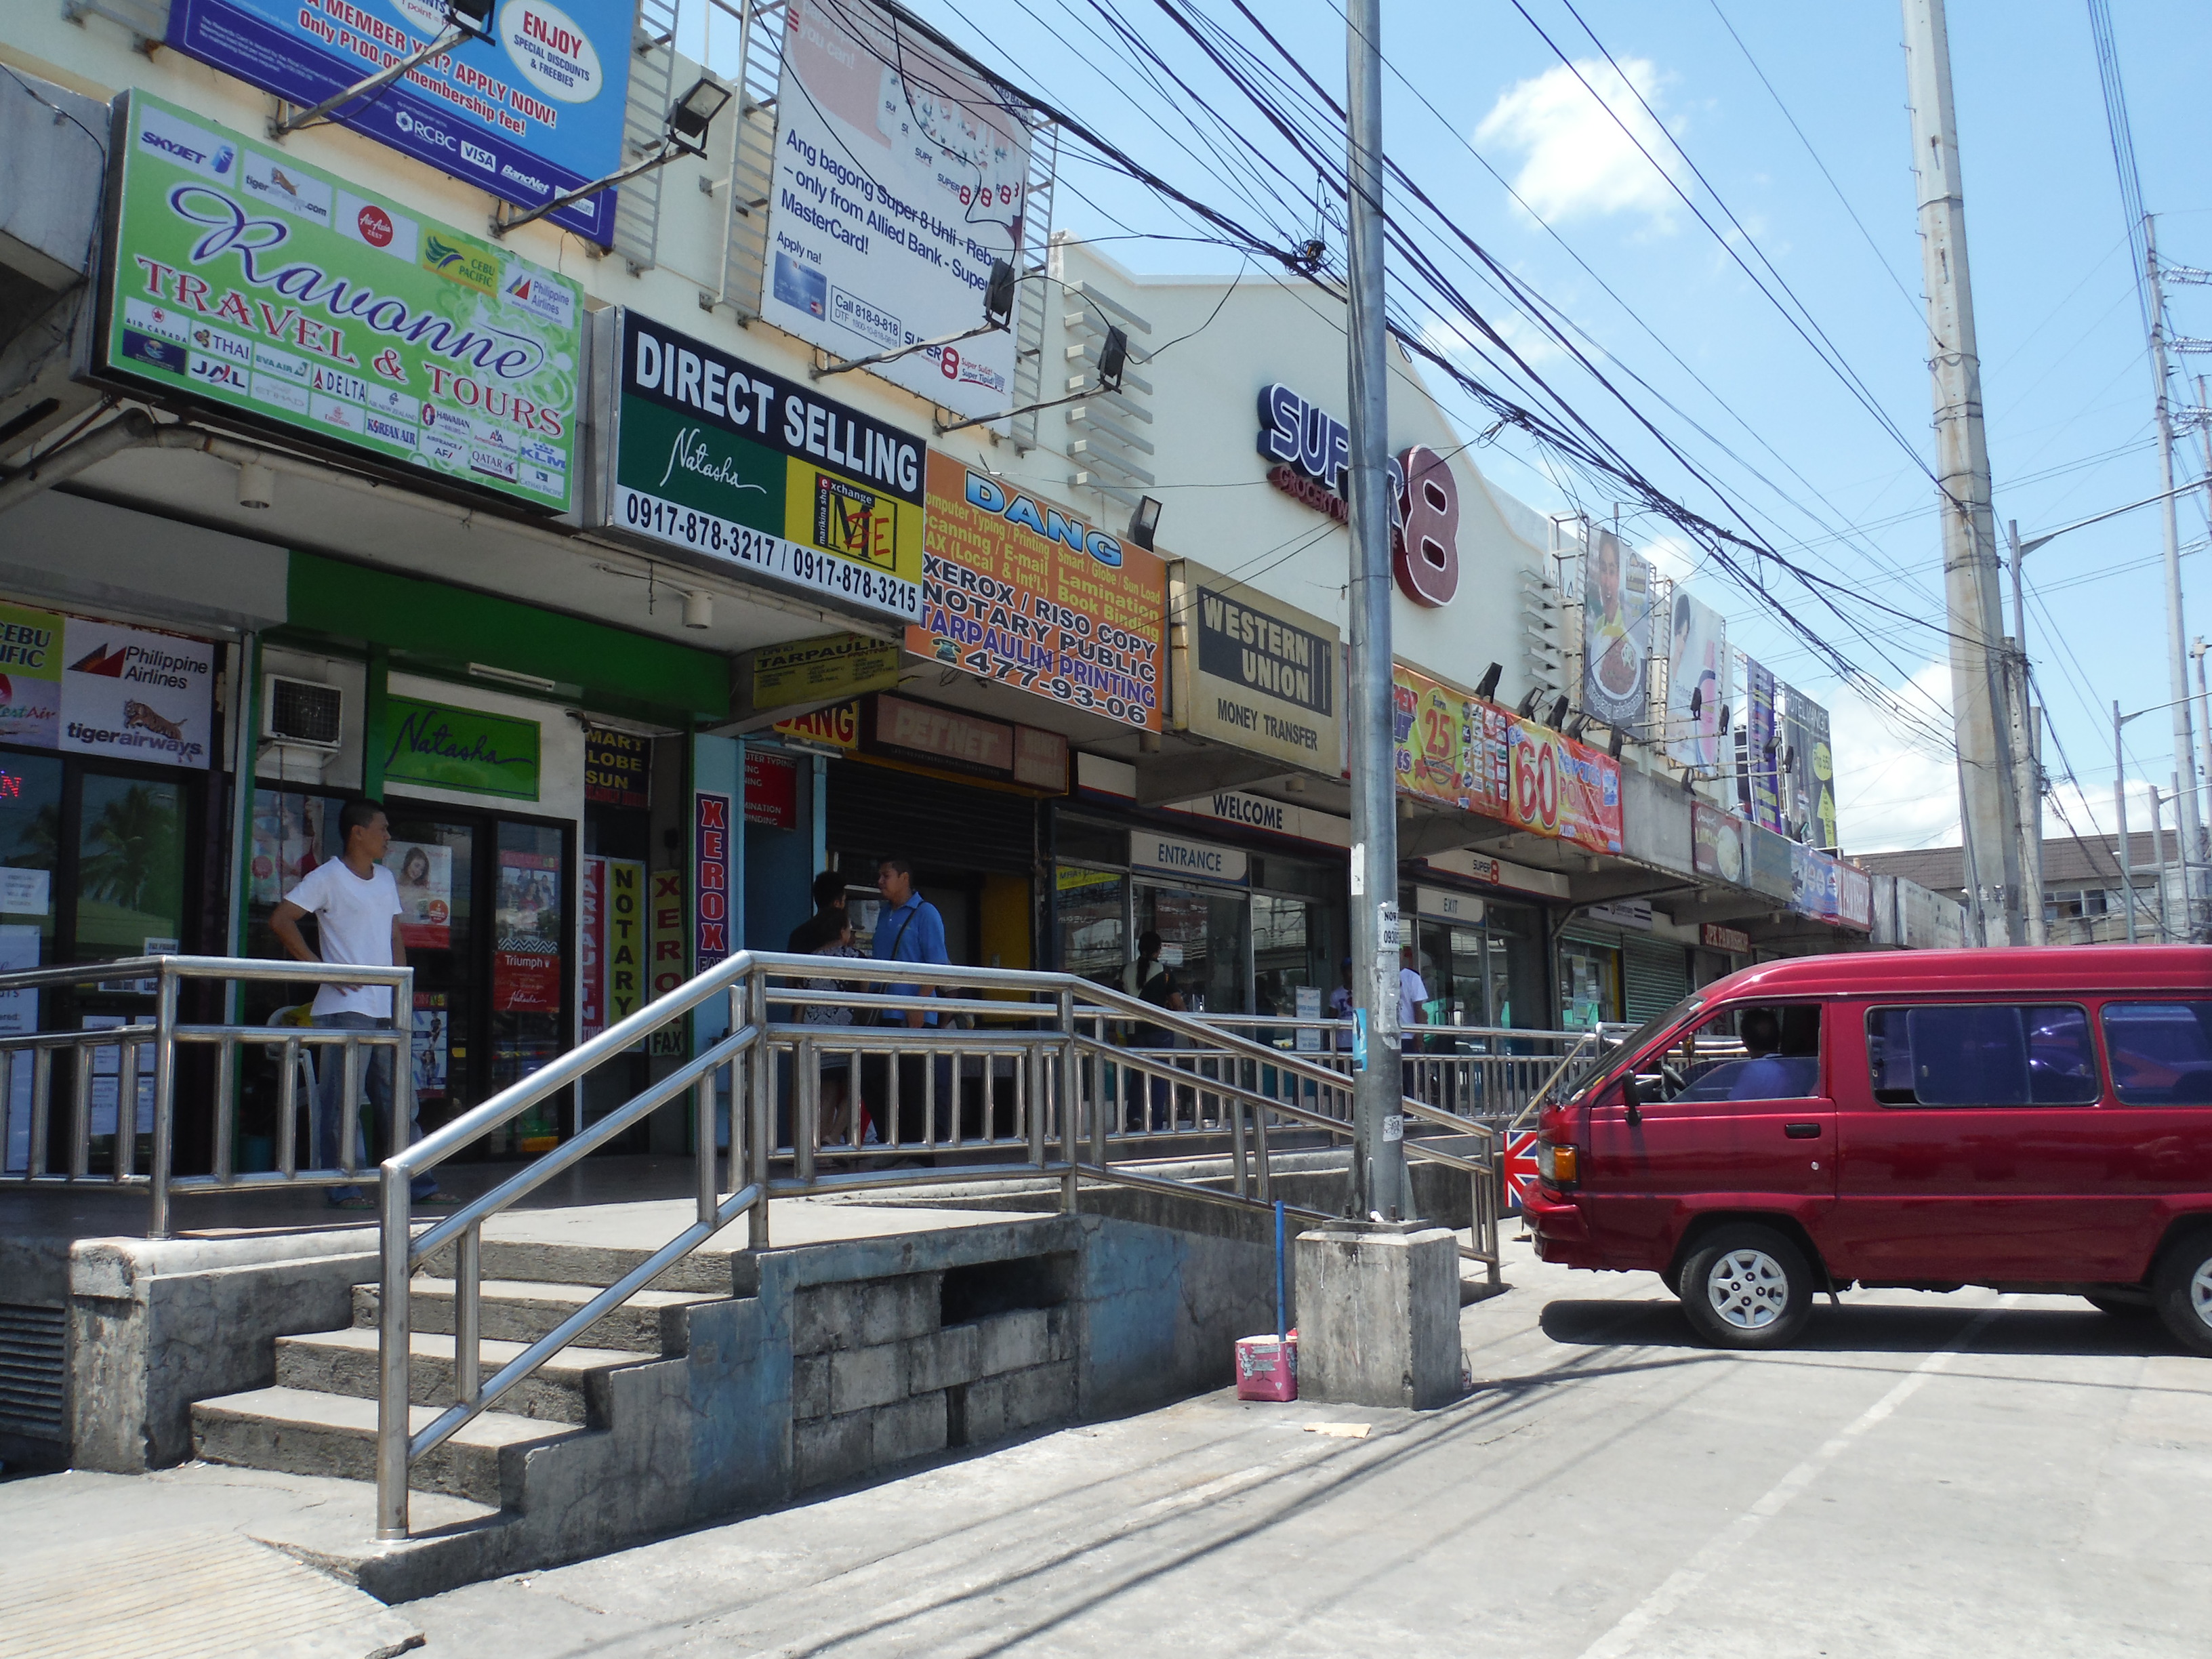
top-left (1501, 1131), bottom-right (1542, 1212)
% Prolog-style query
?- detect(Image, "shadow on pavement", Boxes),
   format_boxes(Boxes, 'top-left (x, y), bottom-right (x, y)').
top-left (1536, 1295), bottom-right (2186, 1358)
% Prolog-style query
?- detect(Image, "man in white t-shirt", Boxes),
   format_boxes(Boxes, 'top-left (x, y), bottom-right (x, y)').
top-left (270, 799), bottom-right (438, 1209)
top-left (1397, 944), bottom-right (1431, 1031)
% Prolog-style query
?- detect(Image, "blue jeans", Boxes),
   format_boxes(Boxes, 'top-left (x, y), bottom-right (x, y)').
top-left (313, 1012), bottom-right (435, 1202)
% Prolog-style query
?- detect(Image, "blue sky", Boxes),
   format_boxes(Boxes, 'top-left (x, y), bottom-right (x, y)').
top-left (703, 1), bottom-right (2211, 857)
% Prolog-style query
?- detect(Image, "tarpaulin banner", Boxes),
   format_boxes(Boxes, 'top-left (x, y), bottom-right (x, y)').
top-left (911, 454), bottom-right (1165, 731)
top-left (1390, 661), bottom-right (1509, 819)
top-left (1506, 718), bottom-right (1622, 855)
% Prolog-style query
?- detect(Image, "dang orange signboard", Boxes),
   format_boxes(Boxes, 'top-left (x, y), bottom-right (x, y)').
top-left (910, 453), bottom-right (1166, 731)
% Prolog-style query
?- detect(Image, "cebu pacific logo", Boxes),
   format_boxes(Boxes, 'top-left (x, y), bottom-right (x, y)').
top-left (421, 234), bottom-right (497, 295)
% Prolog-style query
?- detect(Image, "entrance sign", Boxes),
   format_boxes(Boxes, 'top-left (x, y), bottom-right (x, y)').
top-left (1128, 831), bottom-right (1248, 887)
top-left (1175, 567), bottom-right (1338, 772)
top-left (762, 0), bottom-right (1033, 421)
top-left (382, 696), bottom-right (541, 799)
top-left (910, 456), bottom-right (1164, 731)
top-left (164, 0), bottom-right (633, 243)
top-left (96, 94), bottom-right (582, 511)
top-left (595, 311), bottom-right (926, 621)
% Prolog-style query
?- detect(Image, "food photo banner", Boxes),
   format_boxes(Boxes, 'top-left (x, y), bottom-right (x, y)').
top-left (764, 0), bottom-right (1033, 421)
top-left (97, 92), bottom-right (581, 511)
top-left (1390, 660), bottom-right (1509, 820)
top-left (165, 0), bottom-right (634, 243)
top-left (596, 310), bottom-right (926, 621)
top-left (909, 455), bottom-right (1164, 731)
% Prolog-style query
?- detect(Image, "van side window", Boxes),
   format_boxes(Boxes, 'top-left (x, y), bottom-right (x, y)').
top-left (1866, 1005), bottom-right (2100, 1106)
top-left (2102, 1002), bottom-right (2212, 1105)
top-left (1639, 1003), bottom-right (1822, 1103)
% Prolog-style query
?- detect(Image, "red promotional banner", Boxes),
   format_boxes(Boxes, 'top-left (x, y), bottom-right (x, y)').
top-left (493, 848), bottom-right (562, 1013)
top-left (1506, 719), bottom-right (1623, 855)
top-left (1389, 661), bottom-right (1509, 819)
top-left (695, 792), bottom-right (731, 971)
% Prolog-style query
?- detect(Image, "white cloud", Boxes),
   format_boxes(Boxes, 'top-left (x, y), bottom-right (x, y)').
top-left (1475, 56), bottom-right (1684, 227)
top-left (1825, 661), bottom-right (1960, 855)
top-left (1420, 307), bottom-right (1568, 372)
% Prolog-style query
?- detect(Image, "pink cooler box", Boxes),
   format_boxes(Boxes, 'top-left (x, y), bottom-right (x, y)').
top-left (1235, 1332), bottom-right (1298, 1401)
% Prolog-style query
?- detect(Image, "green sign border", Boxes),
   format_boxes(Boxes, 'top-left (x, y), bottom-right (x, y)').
top-left (382, 695), bottom-right (541, 800)
top-left (95, 90), bottom-right (581, 514)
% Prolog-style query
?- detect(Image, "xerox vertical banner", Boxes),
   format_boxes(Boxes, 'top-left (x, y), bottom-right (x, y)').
top-left (591, 309), bottom-right (926, 621)
top-left (94, 92), bottom-right (582, 512)
top-left (165, 0), bottom-right (634, 243)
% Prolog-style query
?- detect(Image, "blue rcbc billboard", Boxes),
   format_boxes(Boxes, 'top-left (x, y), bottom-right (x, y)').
top-left (166, 0), bottom-right (636, 245)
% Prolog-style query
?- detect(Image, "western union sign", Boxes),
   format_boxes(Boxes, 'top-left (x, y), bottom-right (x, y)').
top-left (1172, 564), bottom-right (1342, 775)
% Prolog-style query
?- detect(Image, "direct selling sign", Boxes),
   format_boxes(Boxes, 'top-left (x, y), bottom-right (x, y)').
top-left (97, 93), bottom-right (581, 512)
top-left (763, 0), bottom-right (1033, 422)
top-left (165, 0), bottom-right (634, 243)
top-left (909, 455), bottom-right (1164, 731)
top-left (599, 311), bottom-right (926, 621)
top-left (1178, 568), bottom-right (1338, 773)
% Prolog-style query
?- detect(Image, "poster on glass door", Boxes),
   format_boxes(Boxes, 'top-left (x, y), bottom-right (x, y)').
top-left (493, 848), bottom-right (561, 1012)
top-left (385, 842), bottom-right (453, 949)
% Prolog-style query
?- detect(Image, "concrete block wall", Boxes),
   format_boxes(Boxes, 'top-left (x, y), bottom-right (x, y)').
top-left (787, 1268), bottom-right (1078, 1491)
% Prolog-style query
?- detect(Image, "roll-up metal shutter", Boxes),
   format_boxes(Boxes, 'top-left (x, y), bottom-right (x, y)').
top-left (1623, 936), bottom-right (1690, 1022)
top-left (826, 760), bottom-right (1040, 876)
top-left (0, 1303), bottom-right (66, 1441)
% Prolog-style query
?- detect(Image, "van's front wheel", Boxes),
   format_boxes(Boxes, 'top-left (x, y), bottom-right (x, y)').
top-left (2153, 1233), bottom-right (2212, 1357)
top-left (1679, 1225), bottom-right (1815, 1349)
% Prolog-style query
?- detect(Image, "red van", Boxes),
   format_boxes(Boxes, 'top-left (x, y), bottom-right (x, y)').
top-left (1525, 946), bottom-right (2212, 1352)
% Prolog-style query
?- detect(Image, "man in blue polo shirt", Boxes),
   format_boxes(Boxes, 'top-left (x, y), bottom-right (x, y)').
top-left (872, 857), bottom-right (950, 1149)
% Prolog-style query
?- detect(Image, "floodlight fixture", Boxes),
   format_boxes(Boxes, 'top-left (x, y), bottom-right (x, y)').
top-left (1127, 495), bottom-right (1162, 551)
top-left (1609, 726), bottom-right (1626, 760)
top-left (493, 75), bottom-right (735, 237)
top-left (1473, 662), bottom-right (1502, 701)
top-left (1515, 687), bottom-right (1543, 718)
top-left (1547, 694), bottom-right (1570, 729)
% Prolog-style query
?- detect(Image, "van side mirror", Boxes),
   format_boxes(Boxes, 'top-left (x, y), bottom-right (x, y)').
top-left (1620, 1071), bottom-right (1643, 1126)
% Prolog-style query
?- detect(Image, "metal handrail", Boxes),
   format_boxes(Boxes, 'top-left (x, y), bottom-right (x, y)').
top-left (0, 955), bottom-right (413, 1236)
top-left (371, 950), bottom-right (1507, 1542)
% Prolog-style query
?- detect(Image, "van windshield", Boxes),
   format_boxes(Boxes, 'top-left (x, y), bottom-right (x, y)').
top-left (1567, 991), bottom-right (1704, 1103)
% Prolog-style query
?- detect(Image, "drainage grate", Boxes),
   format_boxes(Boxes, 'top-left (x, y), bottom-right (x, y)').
top-left (0, 1302), bottom-right (66, 1441)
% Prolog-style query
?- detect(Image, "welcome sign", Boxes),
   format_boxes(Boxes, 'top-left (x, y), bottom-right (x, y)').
top-left (593, 310), bottom-right (926, 621)
top-left (94, 91), bottom-right (581, 512)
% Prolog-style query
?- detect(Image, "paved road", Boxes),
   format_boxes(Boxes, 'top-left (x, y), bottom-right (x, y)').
top-left (411, 1240), bottom-right (2212, 1657)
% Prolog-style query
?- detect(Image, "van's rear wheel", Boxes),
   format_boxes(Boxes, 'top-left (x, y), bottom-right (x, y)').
top-left (1679, 1225), bottom-right (1815, 1350)
top-left (2153, 1234), bottom-right (2212, 1357)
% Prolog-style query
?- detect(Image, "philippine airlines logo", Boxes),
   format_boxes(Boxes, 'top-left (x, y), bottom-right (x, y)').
top-left (68, 642), bottom-right (127, 678)
top-left (356, 204), bottom-right (394, 248)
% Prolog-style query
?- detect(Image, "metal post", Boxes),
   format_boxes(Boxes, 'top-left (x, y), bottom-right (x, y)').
top-left (2146, 220), bottom-right (2203, 933)
top-left (1344, 0), bottom-right (1404, 1218)
top-left (455, 1223), bottom-right (480, 1406)
top-left (2150, 786), bottom-right (2171, 941)
top-left (1058, 986), bottom-right (1078, 1213)
top-left (147, 965), bottom-right (179, 1239)
top-left (375, 1154), bottom-right (412, 1541)
top-left (2196, 634), bottom-right (2212, 920)
top-left (1902, 0), bottom-right (2024, 943)
top-left (391, 968), bottom-right (414, 1160)
top-left (745, 976), bottom-right (769, 1252)
top-left (2116, 701), bottom-right (2137, 944)
top-left (2005, 520), bottom-right (2047, 944)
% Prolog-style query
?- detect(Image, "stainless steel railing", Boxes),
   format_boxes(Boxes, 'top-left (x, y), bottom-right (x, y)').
top-left (0, 956), bottom-right (413, 1237)
top-left (372, 950), bottom-right (1502, 1541)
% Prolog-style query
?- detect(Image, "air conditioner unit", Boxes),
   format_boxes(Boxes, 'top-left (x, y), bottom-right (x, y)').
top-left (264, 675), bottom-right (344, 749)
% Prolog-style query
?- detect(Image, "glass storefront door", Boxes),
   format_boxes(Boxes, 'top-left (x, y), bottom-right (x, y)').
top-left (1559, 939), bottom-right (1622, 1030)
top-left (1135, 881), bottom-right (1248, 1017)
top-left (1252, 892), bottom-right (1322, 1019)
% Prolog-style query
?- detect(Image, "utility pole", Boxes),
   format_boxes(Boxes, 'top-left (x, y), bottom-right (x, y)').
top-left (2146, 219), bottom-right (2203, 940)
top-left (1902, 0), bottom-right (2024, 945)
top-left (2115, 700), bottom-right (2137, 943)
top-left (2004, 518), bottom-right (2047, 944)
top-left (1343, 0), bottom-right (1402, 1220)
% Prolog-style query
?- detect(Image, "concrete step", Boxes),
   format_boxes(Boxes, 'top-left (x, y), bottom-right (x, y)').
top-left (415, 1237), bottom-right (740, 1296)
top-left (352, 1277), bottom-right (718, 1353)
top-left (274, 1327), bottom-right (649, 1425)
top-left (192, 1385), bottom-right (586, 1507)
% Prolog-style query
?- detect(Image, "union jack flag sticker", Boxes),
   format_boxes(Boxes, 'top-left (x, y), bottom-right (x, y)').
top-left (1500, 1131), bottom-right (1542, 1212)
